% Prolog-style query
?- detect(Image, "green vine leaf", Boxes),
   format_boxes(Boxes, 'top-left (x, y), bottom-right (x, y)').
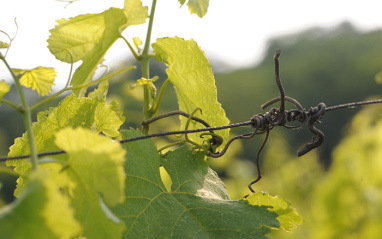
top-left (0, 41), bottom-right (9, 48)
top-left (113, 129), bottom-right (280, 238)
top-left (133, 36), bottom-right (142, 52)
top-left (88, 79), bottom-right (109, 100)
top-left (18, 66), bottom-right (56, 96)
top-left (0, 168), bottom-right (82, 239)
top-left (47, 8), bottom-right (128, 96)
top-left (124, 0), bottom-right (148, 27)
top-left (179, 0), bottom-right (209, 18)
top-left (55, 127), bottom-right (126, 206)
top-left (246, 192), bottom-right (303, 232)
top-left (0, 80), bottom-right (11, 102)
top-left (152, 37), bottom-right (230, 149)
top-left (129, 77), bottom-right (158, 98)
top-left (54, 127), bottom-right (126, 238)
top-left (6, 93), bottom-right (125, 196)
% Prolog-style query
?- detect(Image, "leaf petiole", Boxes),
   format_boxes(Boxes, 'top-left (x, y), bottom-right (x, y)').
top-left (152, 79), bottom-right (170, 114)
top-left (0, 99), bottom-right (23, 113)
top-left (120, 35), bottom-right (141, 61)
top-left (0, 53), bottom-right (38, 170)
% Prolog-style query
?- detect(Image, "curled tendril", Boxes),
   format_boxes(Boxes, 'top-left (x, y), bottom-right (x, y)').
top-left (99, 65), bottom-right (110, 79)
top-left (199, 132), bottom-right (223, 154)
top-left (155, 108), bottom-right (222, 155)
top-left (0, 18), bottom-right (19, 58)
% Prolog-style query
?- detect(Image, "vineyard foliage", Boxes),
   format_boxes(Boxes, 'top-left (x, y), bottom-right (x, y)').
top-left (0, 1), bottom-right (303, 238)
top-left (251, 104), bottom-right (382, 239)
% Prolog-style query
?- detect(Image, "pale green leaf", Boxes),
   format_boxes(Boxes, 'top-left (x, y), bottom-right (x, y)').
top-left (0, 169), bottom-right (82, 239)
top-left (55, 127), bottom-right (126, 238)
top-left (113, 129), bottom-right (279, 238)
top-left (129, 77), bottom-right (158, 98)
top-left (6, 93), bottom-right (125, 196)
top-left (19, 67), bottom-right (56, 96)
top-left (124, 0), bottom-right (148, 27)
top-left (152, 37), bottom-right (230, 149)
top-left (0, 80), bottom-right (11, 101)
top-left (47, 8), bottom-right (128, 96)
top-left (246, 192), bottom-right (303, 232)
top-left (55, 127), bottom-right (126, 206)
top-left (0, 41), bottom-right (9, 48)
top-left (88, 79), bottom-right (109, 100)
top-left (133, 37), bottom-right (142, 49)
top-left (179, 0), bottom-right (209, 18)
top-left (129, 77), bottom-right (158, 89)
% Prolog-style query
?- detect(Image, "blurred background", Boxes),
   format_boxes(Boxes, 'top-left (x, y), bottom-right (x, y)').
top-left (1, 1), bottom-right (382, 238)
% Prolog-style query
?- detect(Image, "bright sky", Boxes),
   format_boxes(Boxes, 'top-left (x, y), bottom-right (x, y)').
top-left (1, 0), bottom-right (382, 89)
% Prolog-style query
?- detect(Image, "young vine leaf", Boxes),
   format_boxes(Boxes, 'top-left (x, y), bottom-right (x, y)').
top-left (54, 127), bottom-right (126, 238)
top-left (113, 129), bottom-right (285, 238)
top-left (18, 66), bottom-right (56, 96)
top-left (124, 0), bottom-right (148, 27)
top-left (88, 79), bottom-right (109, 100)
top-left (0, 80), bottom-right (11, 102)
top-left (179, 0), bottom-right (209, 18)
top-left (6, 92), bottom-right (125, 196)
top-left (0, 168), bottom-right (82, 239)
top-left (47, 4), bottom-right (147, 96)
top-left (0, 41), bottom-right (9, 48)
top-left (152, 37), bottom-right (230, 149)
top-left (245, 193), bottom-right (303, 232)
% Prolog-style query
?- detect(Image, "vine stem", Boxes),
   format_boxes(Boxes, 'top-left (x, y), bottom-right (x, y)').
top-left (141, 0), bottom-right (157, 135)
top-left (0, 53), bottom-right (38, 170)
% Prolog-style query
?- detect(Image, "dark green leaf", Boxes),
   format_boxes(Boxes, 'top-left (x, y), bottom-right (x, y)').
top-left (113, 129), bottom-right (279, 238)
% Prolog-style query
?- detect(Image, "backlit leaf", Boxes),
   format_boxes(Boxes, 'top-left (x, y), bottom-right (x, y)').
top-left (88, 79), bottom-right (109, 100)
top-left (129, 77), bottom-right (158, 98)
top-left (113, 129), bottom-right (280, 238)
top-left (0, 169), bottom-right (81, 239)
top-left (55, 127), bottom-right (126, 238)
top-left (0, 41), bottom-right (9, 48)
top-left (6, 93), bottom-right (125, 196)
top-left (47, 8), bottom-right (128, 96)
top-left (152, 37), bottom-right (229, 149)
top-left (133, 37), bottom-right (142, 50)
top-left (124, 0), bottom-right (148, 27)
top-left (0, 80), bottom-right (11, 101)
top-left (179, 0), bottom-right (209, 18)
top-left (246, 192), bottom-right (303, 232)
top-left (55, 127), bottom-right (126, 206)
top-left (19, 67), bottom-right (56, 96)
